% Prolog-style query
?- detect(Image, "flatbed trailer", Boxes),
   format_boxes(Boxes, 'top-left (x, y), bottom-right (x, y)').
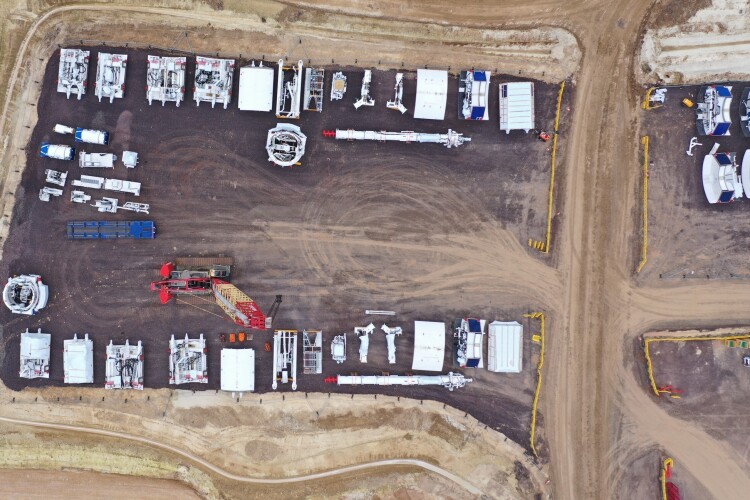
top-left (66, 220), bottom-right (156, 239)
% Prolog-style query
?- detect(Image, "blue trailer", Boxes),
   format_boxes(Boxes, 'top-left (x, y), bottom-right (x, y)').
top-left (67, 221), bottom-right (155, 239)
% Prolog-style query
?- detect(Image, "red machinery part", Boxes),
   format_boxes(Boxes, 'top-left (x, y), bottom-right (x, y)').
top-left (324, 376), bottom-right (338, 384)
top-left (160, 262), bottom-right (175, 278)
top-left (666, 482), bottom-right (681, 500)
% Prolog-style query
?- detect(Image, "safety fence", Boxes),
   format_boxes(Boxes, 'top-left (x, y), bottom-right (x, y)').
top-left (637, 135), bottom-right (649, 273)
top-left (529, 81), bottom-right (565, 254)
top-left (643, 332), bottom-right (750, 397)
top-left (524, 311), bottom-right (546, 457)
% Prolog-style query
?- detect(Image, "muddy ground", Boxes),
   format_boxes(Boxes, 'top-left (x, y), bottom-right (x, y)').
top-left (0, 46), bottom-right (563, 447)
top-left (638, 83), bottom-right (750, 281)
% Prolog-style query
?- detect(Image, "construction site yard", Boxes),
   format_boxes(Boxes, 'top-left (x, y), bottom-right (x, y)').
top-left (637, 83), bottom-right (750, 281)
top-left (0, 46), bottom-right (566, 449)
top-left (640, 328), bottom-right (750, 466)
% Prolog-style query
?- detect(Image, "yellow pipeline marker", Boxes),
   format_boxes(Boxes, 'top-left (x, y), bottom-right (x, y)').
top-left (660, 457), bottom-right (673, 500)
top-left (524, 312), bottom-right (546, 457)
top-left (529, 81), bottom-right (565, 254)
top-left (644, 333), bottom-right (750, 396)
top-left (637, 135), bottom-right (649, 273)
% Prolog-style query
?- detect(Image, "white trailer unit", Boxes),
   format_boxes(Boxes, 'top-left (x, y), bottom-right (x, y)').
top-left (238, 61), bottom-right (274, 112)
top-left (95, 53), bottom-right (127, 103)
top-left (19, 328), bottom-right (51, 379)
top-left (276, 59), bottom-right (304, 119)
top-left (79, 152), bottom-right (116, 168)
top-left (169, 334), bottom-right (208, 384)
top-left (58, 48), bottom-right (89, 99)
top-left (64, 334), bottom-right (94, 384)
top-left (488, 321), bottom-right (523, 373)
top-left (194, 56), bottom-right (235, 108)
top-left (499, 82), bottom-right (535, 133)
top-left (221, 348), bottom-right (255, 397)
top-left (302, 330), bottom-right (323, 375)
top-left (272, 329), bottom-right (297, 390)
top-left (3, 275), bottom-right (48, 315)
top-left (334, 372), bottom-right (472, 391)
top-left (146, 55), bottom-right (186, 106)
top-left (105, 339), bottom-right (144, 390)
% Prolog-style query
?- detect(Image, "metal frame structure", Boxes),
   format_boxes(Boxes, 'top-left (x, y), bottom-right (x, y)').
top-left (105, 339), bottom-right (144, 390)
top-left (272, 329), bottom-right (298, 390)
top-left (169, 333), bottom-right (208, 384)
top-left (303, 68), bottom-right (325, 112)
top-left (354, 70), bottom-right (375, 109)
top-left (386, 73), bottom-right (406, 114)
top-left (330, 72), bottom-right (347, 101)
top-left (356, 323), bottom-right (375, 363)
top-left (454, 317), bottom-right (486, 368)
top-left (381, 324), bottom-right (402, 364)
top-left (67, 220), bottom-right (156, 239)
top-left (91, 198), bottom-right (150, 214)
top-left (194, 56), bottom-right (235, 109)
top-left (266, 124), bottom-right (307, 167)
top-left (276, 59), bottom-right (304, 119)
top-left (302, 330), bottom-right (323, 374)
top-left (458, 70), bottom-right (490, 120)
top-left (331, 333), bottom-right (346, 363)
top-left (3, 275), bottom-right (48, 315)
top-left (146, 55), bottom-right (186, 107)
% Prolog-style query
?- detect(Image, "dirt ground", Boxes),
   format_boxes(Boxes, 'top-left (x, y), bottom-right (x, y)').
top-left (0, 469), bottom-right (201, 499)
top-left (637, 83), bottom-right (750, 282)
top-left (0, 45), bottom-right (566, 448)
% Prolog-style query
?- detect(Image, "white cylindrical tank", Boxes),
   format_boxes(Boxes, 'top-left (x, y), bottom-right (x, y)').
top-left (54, 124), bottom-right (75, 135)
top-left (336, 372), bottom-right (472, 391)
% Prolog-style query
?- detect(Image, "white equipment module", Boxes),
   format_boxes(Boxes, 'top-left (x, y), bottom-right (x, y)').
top-left (386, 73), bottom-right (407, 114)
top-left (697, 85), bottom-right (733, 136)
top-left (332, 372), bottom-right (472, 391)
top-left (19, 328), bottom-right (51, 379)
top-left (330, 72), bottom-right (347, 101)
top-left (104, 178), bottom-right (141, 196)
top-left (194, 56), bottom-right (235, 109)
top-left (272, 329), bottom-right (298, 390)
top-left (79, 151), bottom-right (116, 168)
top-left (58, 48), bottom-right (89, 99)
top-left (45, 169), bottom-right (67, 186)
top-left (459, 70), bottom-right (491, 120)
top-left (94, 53), bottom-right (127, 103)
top-left (64, 334), bottom-right (94, 384)
top-left (221, 348), bottom-right (255, 397)
top-left (354, 70), bottom-right (375, 109)
top-left (146, 55), bottom-right (186, 106)
top-left (91, 197), bottom-right (150, 214)
top-left (70, 190), bottom-right (91, 204)
top-left (499, 82), bottom-right (535, 133)
top-left (276, 59), bottom-right (304, 119)
top-left (454, 317), bottom-right (486, 368)
top-left (54, 124), bottom-right (75, 135)
top-left (169, 334), bottom-right (208, 384)
top-left (414, 69), bottom-right (448, 120)
top-left (302, 330), bottom-right (323, 375)
top-left (75, 127), bottom-right (109, 145)
top-left (702, 148), bottom-right (746, 204)
top-left (329, 128), bottom-right (470, 149)
top-left (381, 324), bottom-right (402, 364)
top-left (356, 323), bottom-right (375, 363)
top-left (39, 187), bottom-right (63, 202)
top-left (331, 333), bottom-right (346, 363)
top-left (3, 274), bottom-right (48, 315)
top-left (105, 339), bottom-right (144, 390)
top-left (488, 321), bottom-right (523, 373)
top-left (122, 151), bottom-right (139, 168)
top-left (238, 61), bottom-right (274, 112)
top-left (266, 124), bottom-right (307, 167)
top-left (303, 68), bottom-right (325, 112)
top-left (412, 321), bottom-right (445, 372)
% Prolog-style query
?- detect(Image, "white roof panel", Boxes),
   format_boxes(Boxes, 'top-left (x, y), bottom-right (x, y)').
top-left (412, 321), bottom-right (445, 371)
top-left (221, 348), bottom-right (255, 392)
top-left (414, 69), bottom-right (448, 120)
top-left (64, 334), bottom-right (94, 384)
top-left (238, 65), bottom-right (275, 112)
top-left (499, 82), bottom-right (535, 132)
top-left (488, 321), bottom-right (523, 373)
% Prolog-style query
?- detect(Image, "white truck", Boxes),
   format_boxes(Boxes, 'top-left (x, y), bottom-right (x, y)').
top-left (75, 127), bottom-right (109, 145)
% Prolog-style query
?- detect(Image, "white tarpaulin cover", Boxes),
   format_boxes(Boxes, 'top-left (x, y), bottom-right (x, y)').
top-left (488, 321), bottom-right (523, 373)
top-left (414, 69), bottom-right (448, 120)
top-left (221, 348), bottom-right (255, 392)
top-left (64, 334), bottom-right (94, 384)
top-left (412, 321), bottom-right (445, 371)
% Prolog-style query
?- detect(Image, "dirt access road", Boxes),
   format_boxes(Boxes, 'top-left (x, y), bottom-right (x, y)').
top-left (0, 0), bottom-right (749, 498)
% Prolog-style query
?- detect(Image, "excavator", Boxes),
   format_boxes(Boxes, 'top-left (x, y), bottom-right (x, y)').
top-left (149, 257), bottom-right (273, 330)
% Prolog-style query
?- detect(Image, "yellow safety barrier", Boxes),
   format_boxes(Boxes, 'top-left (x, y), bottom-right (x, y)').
top-left (661, 457), bottom-right (673, 500)
top-left (637, 135), bottom-right (649, 273)
top-left (524, 311), bottom-right (546, 457)
top-left (644, 333), bottom-right (750, 396)
top-left (529, 81), bottom-right (565, 254)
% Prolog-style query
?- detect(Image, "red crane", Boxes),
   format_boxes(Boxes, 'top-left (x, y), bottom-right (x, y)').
top-left (150, 258), bottom-right (267, 329)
